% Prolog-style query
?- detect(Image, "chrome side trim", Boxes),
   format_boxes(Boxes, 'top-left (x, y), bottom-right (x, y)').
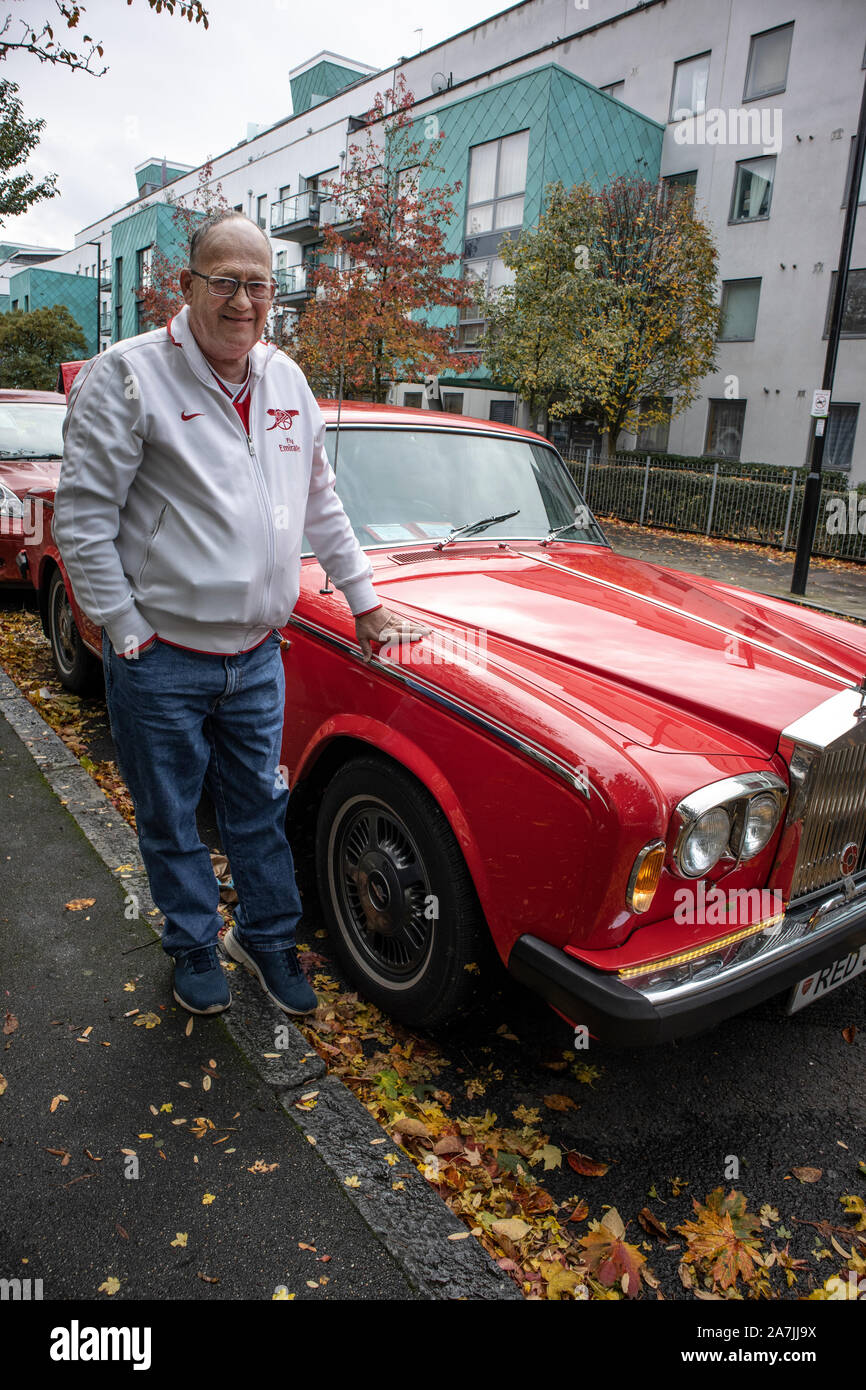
top-left (286, 613), bottom-right (607, 806)
top-left (503, 544), bottom-right (861, 693)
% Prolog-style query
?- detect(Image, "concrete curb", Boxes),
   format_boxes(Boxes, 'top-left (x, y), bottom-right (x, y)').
top-left (0, 666), bottom-right (521, 1301)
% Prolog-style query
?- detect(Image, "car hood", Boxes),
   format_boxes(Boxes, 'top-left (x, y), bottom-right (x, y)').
top-left (0, 458), bottom-right (62, 495)
top-left (368, 544), bottom-right (866, 757)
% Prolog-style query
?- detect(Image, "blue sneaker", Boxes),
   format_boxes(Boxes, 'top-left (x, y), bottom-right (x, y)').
top-left (172, 945), bottom-right (232, 1015)
top-left (221, 927), bottom-right (318, 1016)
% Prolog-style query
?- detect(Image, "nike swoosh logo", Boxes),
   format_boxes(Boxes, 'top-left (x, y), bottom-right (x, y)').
top-left (181, 411), bottom-right (204, 421)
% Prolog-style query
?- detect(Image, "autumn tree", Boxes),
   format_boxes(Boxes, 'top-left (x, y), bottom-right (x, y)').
top-left (0, 1), bottom-right (209, 73)
top-left (0, 79), bottom-right (57, 223)
top-left (136, 162), bottom-right (232, 329)
top-left (286, 75), bottom-right (479, 401)
top-left (0, 1), bottom-right (209, 221)
top-left (482, 177), bottom-right (721, 449)
top-left (0, 303), bottom-right (86, 387)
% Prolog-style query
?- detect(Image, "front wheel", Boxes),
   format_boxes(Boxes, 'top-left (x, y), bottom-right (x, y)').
top-left (47, 568), bottom-right (102, 694)
top-left (315, 755), bottom-right (488, 1028)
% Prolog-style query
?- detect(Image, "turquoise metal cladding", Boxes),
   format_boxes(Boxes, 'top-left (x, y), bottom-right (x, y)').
top-left (110, 202), bottom-right (191, 341)
top-left (403, 64), bottom-right (663, 386)
top-left (135, 162), bottom-right (192, 194)
top-left (1, 267), bottom-right (99, 357)
top-left (291, 60), bottom-right (370, 117)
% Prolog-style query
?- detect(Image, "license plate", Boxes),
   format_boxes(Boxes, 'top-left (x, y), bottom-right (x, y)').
top-left (788, 944), bottom-right (866, 1013)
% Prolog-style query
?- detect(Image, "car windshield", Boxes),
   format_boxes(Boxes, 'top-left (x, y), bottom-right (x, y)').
top-left (314, 426), bottom-right (606, 551)
top-left (0, 403), bottom-right (66, 460)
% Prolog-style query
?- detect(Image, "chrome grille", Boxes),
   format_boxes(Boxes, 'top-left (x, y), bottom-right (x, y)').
top-left (789, 738), bottom-right (866, 900)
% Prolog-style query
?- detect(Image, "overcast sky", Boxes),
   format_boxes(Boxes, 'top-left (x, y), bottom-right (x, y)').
top-left (3, 0), bottom-right (503, 249)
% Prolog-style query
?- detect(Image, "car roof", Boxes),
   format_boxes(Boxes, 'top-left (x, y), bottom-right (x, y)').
top-left (316, 400), bottom-right (544, 442)
top-left (0, 388), bottom-right (66, 405)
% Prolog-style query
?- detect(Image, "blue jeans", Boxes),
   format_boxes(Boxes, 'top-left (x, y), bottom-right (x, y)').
top-left (102, 630), bottom-right (303, 958)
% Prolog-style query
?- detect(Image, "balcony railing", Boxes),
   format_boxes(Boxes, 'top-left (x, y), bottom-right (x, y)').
top-left (270, 191), bottom-right (322, 239)
top-left (274, 265), bottom-right (311, 298)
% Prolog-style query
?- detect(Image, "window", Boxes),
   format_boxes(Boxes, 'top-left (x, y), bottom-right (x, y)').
top-left (233, 203), bottom-right (243, 213)
top-left (465, 130), bottom-right (529, 237)
top-left (279, 184), bottom-right (292, 200)
top-left (458, 254), bottom-right (515, 349)
top-left (441, 393), bottom-right (464, 414)
top-left (663, 169), bottom-right (697, 208)
top-left (824, 269), bottom-right (866, 337)
top-left (730, 156), bottom-right (775, 222)
top-left (136, 244), bottom-right (153, 292)
top-left (636, 398), bottom-right (672, 452)
top-left (744, 23), bottom-right (793, 102)
top-left (824, 404), bottom-right (859, 472)
top-left (256, 195), bottom-right (267, 228)
top-left (705, 399), bottom-right (746, 459)
top-left (600, 81), bottom-right (625, 99)
top-left (670, 52), bottom-right (710, 121)
top-left (719, 278), bottom-right (761, 341)
top-left (402, 391), bottom-right (423, 408)
top-left (490, 400), bottom-right (515, 425)
top-left (842, 138), bottom-right (866, 208)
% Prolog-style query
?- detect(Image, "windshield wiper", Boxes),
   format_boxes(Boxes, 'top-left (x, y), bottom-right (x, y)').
top-left (435, 510), bottom-right (520, 549)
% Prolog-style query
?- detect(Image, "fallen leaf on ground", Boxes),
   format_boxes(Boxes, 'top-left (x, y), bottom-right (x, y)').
top-left (171, 1233), bottom-right (188, 1248)
top-left (201, 1193), bottom-right (216, 1205)
top-left (98, 1277), bottom-right (121, 1296)
top-left (491, 1218), bottom-right (531, 1242)
top-left (638, 1207), bottom-right (669, 1240)
top-left (133, 1013), bottom-right (161, 1029)
top-left (65, 898), bottom-right (96, 911)
top-left (791, 1166), bottom-right (822, 1183)
top-left (543, 1094), bottom-right (577, 1112)
top-left (3, 1012), bottom-right (18, 1035)
top-left (676, 1189), bottom-right (763, 1291)
top-left (567, 1151), bottom-right (609, 1177)
top-left (580, 1209), bottom-right (646, 1298)
top-left (49, 1094), bottom-right (69, 1113)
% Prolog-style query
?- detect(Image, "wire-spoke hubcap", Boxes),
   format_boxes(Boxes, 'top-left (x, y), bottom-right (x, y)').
top-left (332, 798), bottom-right (434, 981)
top-left (51, 584), bottom-right (77, 670)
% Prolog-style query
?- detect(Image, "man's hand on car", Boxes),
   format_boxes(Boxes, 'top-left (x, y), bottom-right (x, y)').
top-left (355, 606), bottom-right (431, 663)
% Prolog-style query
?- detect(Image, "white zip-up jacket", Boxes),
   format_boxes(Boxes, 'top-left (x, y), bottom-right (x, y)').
top-left (53, 305), bottom-right (379, 655)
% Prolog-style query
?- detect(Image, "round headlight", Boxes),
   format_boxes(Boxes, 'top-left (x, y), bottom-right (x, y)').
top-left (741, 793), bottom-right (781, 859)
top-left (679, 806), bottom-right (731, 877)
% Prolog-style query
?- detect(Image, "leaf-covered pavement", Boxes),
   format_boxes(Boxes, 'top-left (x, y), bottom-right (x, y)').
top-left (2, 601), bottom-right (864, 1301)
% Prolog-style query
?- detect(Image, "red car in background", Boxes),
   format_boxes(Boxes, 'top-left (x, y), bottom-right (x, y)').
top-left (23, 402), bottom-right (866, 1044)
top-left (0, 389), bottom-right (65, 586)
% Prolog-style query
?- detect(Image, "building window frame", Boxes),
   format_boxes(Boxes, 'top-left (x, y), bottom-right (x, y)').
top-left (457, 253), bottom-right (515, 351)
top-left (743, 22), bottom-right (794, 104)
top-left (823, 268), bottom-right (866, 338)
top-left (636, 397), bottom-right (673, 453)
top-left (729, 155), bottom-right (776, 224)
top-left (464, 129), bottom-right (530, 239)
top-left (822, 403), bottom-right (859, 473)
top-left (718, 277), bottom-right (761, 342)
top-left (669, 51), bottom-right (711, 122)
top-left (705, 398), bottom-right (747, 460)
top-left (842, 137), bottom-right (866, 209)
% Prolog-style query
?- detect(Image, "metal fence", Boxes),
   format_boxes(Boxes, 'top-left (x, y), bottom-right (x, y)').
top-left (562, 449), bottom-right (866, 563)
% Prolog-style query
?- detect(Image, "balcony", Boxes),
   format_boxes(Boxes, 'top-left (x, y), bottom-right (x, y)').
top-left (274, 265), bottom-right (313, 303)
top-left (270, 191), bottom-right (323, 243)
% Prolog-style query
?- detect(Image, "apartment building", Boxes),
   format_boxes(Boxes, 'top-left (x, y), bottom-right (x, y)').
top-left (2, 0), bottom-right (864, 478)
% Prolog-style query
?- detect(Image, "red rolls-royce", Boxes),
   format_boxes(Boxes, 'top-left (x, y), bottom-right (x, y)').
top-left (24, 404), bottom-right (866, 1043)
top-left (0, 389), bottom-right (65, 586)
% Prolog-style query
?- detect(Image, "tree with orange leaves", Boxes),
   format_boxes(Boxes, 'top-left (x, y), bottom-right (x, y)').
top-left (285, 76), bottom-right (480, 402)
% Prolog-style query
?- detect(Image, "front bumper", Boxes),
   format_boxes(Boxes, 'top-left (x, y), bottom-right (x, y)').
top-left (508, 887), bottom-right (866, 1045)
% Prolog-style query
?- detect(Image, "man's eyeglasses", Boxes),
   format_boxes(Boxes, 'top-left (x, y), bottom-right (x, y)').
top-left (189, 270), bottom-right (276, 302)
